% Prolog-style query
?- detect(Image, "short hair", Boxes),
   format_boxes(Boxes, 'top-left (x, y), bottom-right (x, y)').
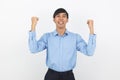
top-left (53, 8), bottom-right (69, 18)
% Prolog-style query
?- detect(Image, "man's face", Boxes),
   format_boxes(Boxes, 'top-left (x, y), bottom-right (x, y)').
top-left (53, 13), bottom-right (68, 28)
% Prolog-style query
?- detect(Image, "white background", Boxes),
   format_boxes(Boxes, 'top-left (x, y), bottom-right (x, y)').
top-left (0, 0), bottom-right (120, 80)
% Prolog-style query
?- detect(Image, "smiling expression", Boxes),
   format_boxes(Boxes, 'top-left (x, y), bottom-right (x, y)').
top-left (53, 13), bottom-right (68, 29)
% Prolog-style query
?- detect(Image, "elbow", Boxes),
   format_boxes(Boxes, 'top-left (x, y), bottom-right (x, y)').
top-left (87, 52), bottom-right (94, 56)
top-left (86, 47), bottom-right (96, 56)
top-left (29, 48), bottom-right (38, 54)
top-left (86, 50), bottom-right (95, 56)
top-left (29, 45), bottom-right (39, 53)
top-left (30, 50), bottom-right (37, 53)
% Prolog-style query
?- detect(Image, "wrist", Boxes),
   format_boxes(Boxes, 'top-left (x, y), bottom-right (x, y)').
top-left (31, 23), bottom-right (36, 26)
top-left (90, 29), bottom-right (94, 34)
top-left (31, 25), bottom-right (36, 31)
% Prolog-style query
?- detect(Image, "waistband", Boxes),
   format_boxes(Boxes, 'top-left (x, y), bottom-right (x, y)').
top-left (48, 68), bottom-right (73, 73)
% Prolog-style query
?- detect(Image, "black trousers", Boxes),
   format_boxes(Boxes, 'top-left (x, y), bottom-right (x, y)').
top-left (44, 68), bottom-right (75, 80)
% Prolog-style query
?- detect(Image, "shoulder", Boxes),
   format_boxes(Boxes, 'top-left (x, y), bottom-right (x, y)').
top-left (42, 31), bottom-right (54, 38)
top-left (42, 32), bottom-right (50, 38)
top-left (67, 30), bottom-right (81, 38)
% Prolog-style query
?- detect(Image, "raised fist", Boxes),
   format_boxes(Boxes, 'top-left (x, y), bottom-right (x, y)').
top-left (31, 16), bottom-right (39, 31)
top-left (87, 19), bottom-right (94, 28)
top-left (31, 16), bottom-right (39, 26)
top-left (87, 19), bottom-right (94, 34)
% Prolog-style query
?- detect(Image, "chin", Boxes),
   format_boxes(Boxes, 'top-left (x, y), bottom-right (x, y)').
top-left (58, 26), bottom-right (65, 28)
top-left (58, 24), bottom-right (65, 27)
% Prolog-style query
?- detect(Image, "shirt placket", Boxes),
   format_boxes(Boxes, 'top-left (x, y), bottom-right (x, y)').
top-left (59, 36), bottom-right (63, 71)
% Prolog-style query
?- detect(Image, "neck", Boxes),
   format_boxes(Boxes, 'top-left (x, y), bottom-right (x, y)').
top-left (56, 27), bottom-right (66, 36)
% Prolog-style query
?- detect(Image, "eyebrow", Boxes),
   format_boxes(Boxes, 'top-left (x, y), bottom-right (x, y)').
top-left (57, 13), bottom-right (67, 16)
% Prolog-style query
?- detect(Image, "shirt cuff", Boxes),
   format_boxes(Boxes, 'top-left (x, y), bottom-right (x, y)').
top-left (89, 34), bottom-right (96, 39)
top-left (29, 31), bottom-right (36, 38)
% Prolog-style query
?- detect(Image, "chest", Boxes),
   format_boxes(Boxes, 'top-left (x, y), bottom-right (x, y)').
top-left (47, 36), bottom-right (76, 49)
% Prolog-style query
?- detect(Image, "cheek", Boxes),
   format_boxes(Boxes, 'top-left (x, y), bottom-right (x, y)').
top-left (67, 19), bottom-right (68, 22)
top-left (65, 19), bottom-right (68, 23)
top-left (64, 18), bottom-right (68, 21)
top-left (54, 18), bottom-right (58, 21)
top-left (53, 19), bottom-right (57, 23)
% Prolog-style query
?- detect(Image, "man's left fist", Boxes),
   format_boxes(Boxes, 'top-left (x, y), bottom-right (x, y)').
top-left (87, 19), bottom-right (94, 28)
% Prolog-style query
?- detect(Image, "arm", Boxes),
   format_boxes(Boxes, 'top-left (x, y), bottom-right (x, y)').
top-left (76, 19), bottom-right (96, 56)
top-left (29, 32), bottom-right (47, 53)
top-left (76, 34), bottom-right (96, 56)
top-left (28, 17), bottom-right (47, 53)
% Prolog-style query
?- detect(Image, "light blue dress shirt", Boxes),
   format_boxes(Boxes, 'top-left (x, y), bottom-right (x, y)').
top-left (29, 30), bottom-right (96, 72)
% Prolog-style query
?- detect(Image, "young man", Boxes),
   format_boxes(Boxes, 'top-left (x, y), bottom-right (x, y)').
top-left (29, 8), bottom-right (96, 80)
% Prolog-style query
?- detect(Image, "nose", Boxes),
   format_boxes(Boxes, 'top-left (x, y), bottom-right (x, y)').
top-left (59, 16), bottom-right (64, 20)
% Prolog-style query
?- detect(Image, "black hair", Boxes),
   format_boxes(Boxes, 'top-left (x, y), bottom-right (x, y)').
top-left (53, 8), bottom-right (69, 18)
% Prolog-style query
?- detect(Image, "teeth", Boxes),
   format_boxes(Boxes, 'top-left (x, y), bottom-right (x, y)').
top-left (59, 21), bottom-right (64, 25)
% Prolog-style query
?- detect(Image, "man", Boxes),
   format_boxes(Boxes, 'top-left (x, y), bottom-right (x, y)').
top-left (29, 8), bottom-right (96, 80)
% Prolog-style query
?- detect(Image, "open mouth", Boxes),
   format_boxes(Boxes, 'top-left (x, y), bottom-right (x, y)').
top-left (58, 21), bottom-right (64, 25)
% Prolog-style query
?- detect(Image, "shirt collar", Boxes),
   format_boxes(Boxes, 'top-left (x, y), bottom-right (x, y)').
top-left (53, 29), bottom-right (69, 36)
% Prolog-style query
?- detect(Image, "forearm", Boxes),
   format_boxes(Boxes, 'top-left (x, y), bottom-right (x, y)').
top-left (31, 24), bottom-right (36, 31)
top-left (87, 34), bottom-right (96, 56)
top-left (29, 31), bottom-right (39, 53)
top-left (89, 26), bottom-right (94, 34)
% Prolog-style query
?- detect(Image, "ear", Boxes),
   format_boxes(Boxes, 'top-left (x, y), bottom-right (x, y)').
top-left (67, 19), bottom-right (68, 23)
top-left (53, 18), bottom-right (55, 22)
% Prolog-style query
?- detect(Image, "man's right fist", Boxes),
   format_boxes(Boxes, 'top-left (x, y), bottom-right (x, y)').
top-left (31, 17), bottom-right (39, 31)
top-left (31, 16), bottom-right (39, 25)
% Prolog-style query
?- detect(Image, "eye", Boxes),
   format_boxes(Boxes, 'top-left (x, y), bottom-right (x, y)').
top-left (63, 15), bottom-right (66, 18)
top-left (62, 14), bottom-right (67, 18)
top-left (56, 15), bottom-right (60, 17)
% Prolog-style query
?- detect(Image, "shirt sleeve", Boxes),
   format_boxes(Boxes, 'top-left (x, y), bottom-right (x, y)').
top-left (28, 31), bottom-right (48, 53)
top-left (76, 34), bottom-right (96, 56)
